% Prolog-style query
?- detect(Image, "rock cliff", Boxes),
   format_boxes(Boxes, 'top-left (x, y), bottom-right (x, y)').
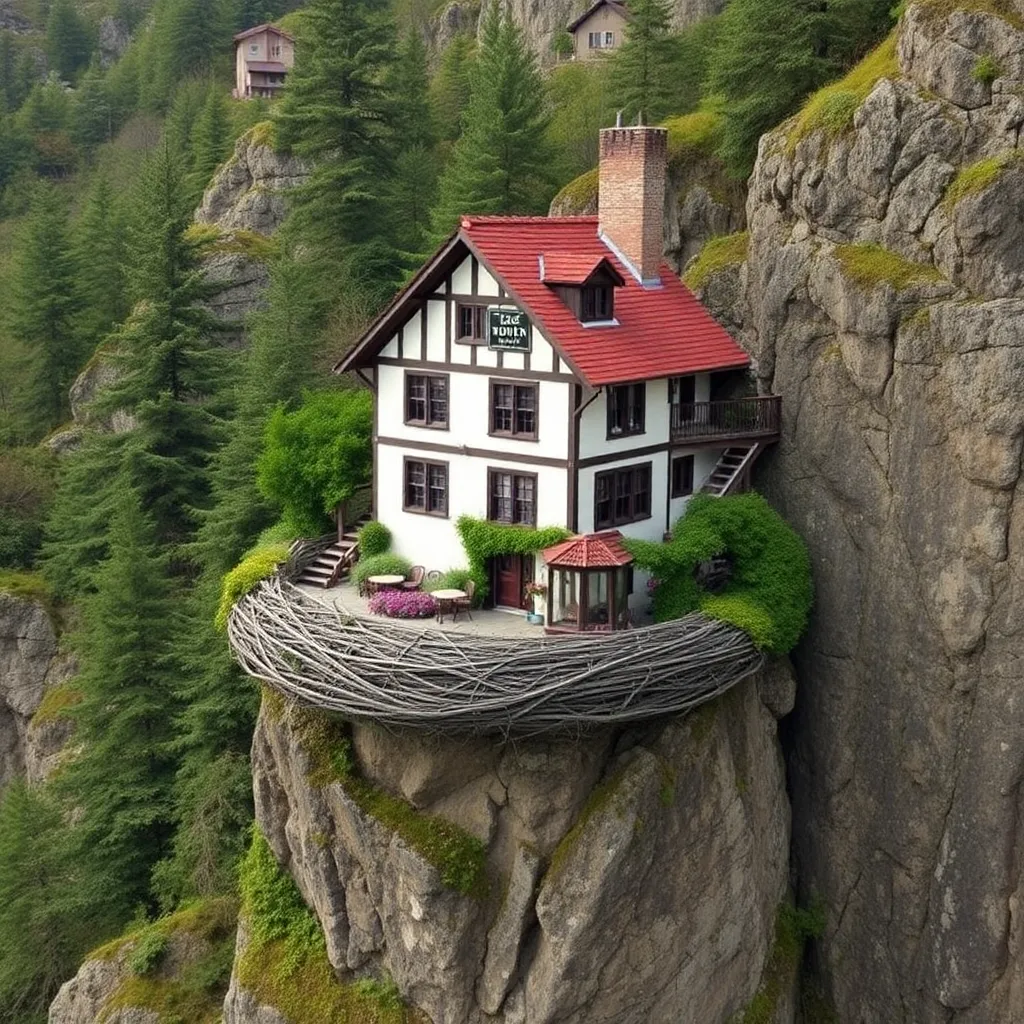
top-left (0, 589), bottom-right (75, 787)
top-left (692, 2), bottom-right (1024, 1020)
top-left (224, 664), bottom-right (795, 1024)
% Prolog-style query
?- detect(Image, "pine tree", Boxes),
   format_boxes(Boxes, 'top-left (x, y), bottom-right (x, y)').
top-left (430, 6), bottom-right (552, 239)
top-left (430, 32), bottom-right (475, 143)
top-left (609, 0), bottom-right (680, 124)
top-left (8, 182), bottom-right (83, 437)
top-left (147, 0), bottom-right (232, 110)
top-left (274, 0), bottom-right (403, 306)
top-left (57, 482), bottom-right (179, 919)
top-left (189, 83), bottom-right (231, 202)
top-left (72, 60), bottom-right (115, 148)
top-left (73, 173), bottom-right (128, 352)
top-left (45, 0), bottom-right (92, 82)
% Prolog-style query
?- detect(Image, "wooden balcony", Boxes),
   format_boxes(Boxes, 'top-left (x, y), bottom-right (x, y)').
top-left (670, 396), bottom-right (781, 445)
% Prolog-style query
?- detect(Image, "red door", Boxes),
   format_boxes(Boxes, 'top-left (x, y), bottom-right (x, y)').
top-left (495, 554), bottom-right (523, 609)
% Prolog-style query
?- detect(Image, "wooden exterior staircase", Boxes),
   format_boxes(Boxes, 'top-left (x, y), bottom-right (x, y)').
top-left (701, 443), bottom-right (763, 497)
top-left (295, 517), bottom-right (368, 589)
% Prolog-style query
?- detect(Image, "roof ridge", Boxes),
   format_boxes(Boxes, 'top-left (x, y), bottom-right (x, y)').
top-left (460, 215), bottom-right (599, 226)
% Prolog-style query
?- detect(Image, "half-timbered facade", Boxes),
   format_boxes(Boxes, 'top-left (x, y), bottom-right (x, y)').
top-left (336, 124), bottom-right (780, 618)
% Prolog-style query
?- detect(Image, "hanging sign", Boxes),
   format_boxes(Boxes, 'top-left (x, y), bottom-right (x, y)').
top-left (487, 307), bottom-right (532, 353)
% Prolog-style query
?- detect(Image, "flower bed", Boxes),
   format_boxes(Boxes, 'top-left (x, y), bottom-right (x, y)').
top-left (368, 589), bottom-right (437, 619)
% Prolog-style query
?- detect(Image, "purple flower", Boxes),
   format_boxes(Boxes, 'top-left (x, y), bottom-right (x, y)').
top-left (368, 589), bottom-right (437, 619)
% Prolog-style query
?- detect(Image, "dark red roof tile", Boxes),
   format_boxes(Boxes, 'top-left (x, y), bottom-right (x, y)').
top-left (542, 531), bottom-right (634, 568)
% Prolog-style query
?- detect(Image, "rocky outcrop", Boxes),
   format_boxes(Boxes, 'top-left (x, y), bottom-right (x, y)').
top-left (0, 590), bottom-right (74, 787)
top-left (692, 3), bottom-right (1024, 1021)
top-left (228, 664), bottom-right (794, 1024)
top-left (97, 17), bottom-right (130, 68)
top-left (0, 0), bottom-right (31, 33)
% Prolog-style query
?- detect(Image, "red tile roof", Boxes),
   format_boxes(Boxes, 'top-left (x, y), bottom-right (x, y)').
top-left (540, 252), bottom-right (619, 286)
top-left (460, 216), bottom-right (750, 386)
top-left (542, 531), bottom-right (634, 569)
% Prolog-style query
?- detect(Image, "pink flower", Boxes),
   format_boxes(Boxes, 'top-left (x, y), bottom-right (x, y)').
top-left (368, 590), bottom-right (437, 619)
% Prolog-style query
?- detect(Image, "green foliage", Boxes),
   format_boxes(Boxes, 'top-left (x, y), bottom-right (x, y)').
top-left (291, 709), bottom-right (488, 899)
top-left (544, 62), bottom-right (615, 185)
top-left (789, 30), bottom-right (899, 147)
top-left (455, 516), bottom-right (570, 603)
top-left (127, 929), bottom-right (169, 976)
top-left (30, 681), bottom-right (83, 727)
top-left (357, 520), bottom-right (391, 558)
top-left (972, 54), bottom-right (1001, 83)
top-left (189, 84), bottom-right (232, 203)
top-left (45, 0), bottom-right (92, 82)
top-left (683, 231), bottom-right (750, 291)
top-left (834, 242), bottom-right (943, 291)
top-left (0, 446), bottom-right (54, 568)
top-left (609, 0), bottom-right (681, 124)
top-left (423, 567), bottom-right (475, 593)
top-left (625, 493), bottom-right (813, 655)
top-left (430, 6), bottom-right (553, 239)
top-left (664, 108), bottom-right (721, 166)
top-left (351, 553), bottom-right (413, 589)
top-left (550, 167), bottom-right (598, 214)
top-left (256, 389), bottom-right (373, 538)
top-left (429, 32), bottom-right (476, 143)
top-left (216, 543), bottom-right (289, 630)
top-left (944, 151), bottom-right (1019, 208)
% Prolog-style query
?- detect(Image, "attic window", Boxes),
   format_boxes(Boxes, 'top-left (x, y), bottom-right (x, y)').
top-left (581, 284), bottom-right (613, 323)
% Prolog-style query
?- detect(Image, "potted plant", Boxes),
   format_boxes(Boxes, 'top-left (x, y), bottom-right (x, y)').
top-left (524, 581), bottom-right (547, 624)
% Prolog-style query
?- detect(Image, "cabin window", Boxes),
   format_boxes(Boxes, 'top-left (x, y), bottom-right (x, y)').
top-left (249, 43), bottom-right (259, 54)
top-left (606, 383), bottom-right (645, 438)
top-left (581, 285), bottom-right (613, 323)
top-left (404, 458), bottom-right (448, 516)
top-left (490, 381), bottom-right (538, 439)
top-left (605, 31), bottom-right (614, 45)
top-left (488, 470), bottom-right (537, 526)
top-left (594, 463), bottom-right (652, 529)
top-left (405, 372), bottom-right (448, 428)
top-left (671, 455), bottom-right (695, 498)
top-left (456, 303), bottom-right (487, 342)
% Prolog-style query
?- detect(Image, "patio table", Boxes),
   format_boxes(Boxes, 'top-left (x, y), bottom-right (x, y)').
top-left (432, 588), bottom-right (467, 623)
top-left (367, 574), bottom-right (406, 595)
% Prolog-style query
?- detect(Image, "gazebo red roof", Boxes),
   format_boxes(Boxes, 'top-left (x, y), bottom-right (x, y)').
top-left (542, 531), bottom-right (634, 569)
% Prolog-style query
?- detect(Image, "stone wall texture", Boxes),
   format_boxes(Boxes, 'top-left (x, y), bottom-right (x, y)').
top-left (693, 3), bottom-right (1024, 1021)
top-left (230, 666), bottom-right (794, 1024)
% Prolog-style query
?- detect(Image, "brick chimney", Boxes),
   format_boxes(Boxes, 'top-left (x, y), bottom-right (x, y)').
top-left (598, 123), bottom-right (668, 287)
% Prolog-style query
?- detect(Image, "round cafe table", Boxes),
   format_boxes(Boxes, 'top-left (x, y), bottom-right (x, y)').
top-left (432, 588), bottom-right (467, 623)
top-left (366, 574), bottom-right (406, 595)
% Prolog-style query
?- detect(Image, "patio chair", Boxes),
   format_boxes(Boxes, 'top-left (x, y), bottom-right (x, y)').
top-left (425, 569), bottom-right (443, 584)
top-left (402, 566), bottom-right (425, 591)
top-left (453, 579), bottom-right (475, 621)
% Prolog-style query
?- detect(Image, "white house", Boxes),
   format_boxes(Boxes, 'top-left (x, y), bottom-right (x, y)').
top-left (232, 23), bottom-right (294, 99)
top-left (567, 0), bottom-right (631, 59)
top-left (334, 124), bottom-right (780, 623)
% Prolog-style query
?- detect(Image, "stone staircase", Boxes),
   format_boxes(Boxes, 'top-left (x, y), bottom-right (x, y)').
top-left (295, 521), bottom-right (367, 588)
top-left (701, 444), bottom-right (762, 497)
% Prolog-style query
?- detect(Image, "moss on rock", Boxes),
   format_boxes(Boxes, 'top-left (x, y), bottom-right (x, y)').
top-left (834, 242), bottom-right (944, 291)
top-left (944, 150), bottom-right (1021, 209)
top-left (30, 682), bottom-right (83, 727)
top-left (664, 109), bottom-right (721, 167)
top-left (683, 231), bottom-right (750, 292)
top-left (551, 168), bottom-right (598, 214)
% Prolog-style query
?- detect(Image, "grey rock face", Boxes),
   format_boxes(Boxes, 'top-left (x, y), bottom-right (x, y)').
top-left (0, 592), bottom-right (74, 787)
top-left (68, 355), bottom-right (134, 434)
top-left (232, 666), bottom-right (792, 1024)
top-left (97, 18), bottom-right (130, 68)
top-left (694, 4), bottom-right (1024, 1022)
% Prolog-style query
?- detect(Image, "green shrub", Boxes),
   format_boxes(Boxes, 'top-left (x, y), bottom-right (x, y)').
top-left (0, 448), bottom-right (54, 569)
top-left (351, 553), bottom-right (413, 589)
top-left (424, 568), bottom-right (475, 593)
top-left (455, 516), bottom-right (570, 604)
top-left (256, 390), bottom-right (373, 538)
top-left (127, 930), bottom-right (169, 976)
top-left (357, 520), bottom-right (391, 557)
top-left (664, 109), bottom-right (721, 165)
top-left (625, 492), bottom-right (813, 655)
top-left (683, 231), bottom-right (750, 291)
top-left (254, 520), bottom-right (296, 548)
top-left (216, 544), bottom-right (290, 630)
top-left (972, 54), bottom-right (1001, 83)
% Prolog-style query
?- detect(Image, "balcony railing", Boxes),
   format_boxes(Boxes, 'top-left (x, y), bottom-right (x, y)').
top-left (670, 396), bottom-right (782, 443)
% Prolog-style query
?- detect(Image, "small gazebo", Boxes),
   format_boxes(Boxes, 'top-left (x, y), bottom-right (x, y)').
top-left (541, 531), bottom-right (635, 633)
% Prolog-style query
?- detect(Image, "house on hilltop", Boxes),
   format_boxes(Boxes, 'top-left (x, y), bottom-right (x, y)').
top-left (567, 0), bottom-right (631, 59)
top-left (233, 23), bottom-right (294, 99)
top-left (332, 122), bottom-right (781, 628)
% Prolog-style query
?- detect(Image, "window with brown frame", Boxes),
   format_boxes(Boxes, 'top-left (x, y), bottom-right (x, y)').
top-left (594, 463), bottom-right (652, 529)
top-left (404, 458), bottom-right (448, 516)
top-left (581, 284), bottom-right (613, 323)
top-left (671, 455), bottom-right (695, 498)
top-left (490, 381), bottom-right (538, 439)
top-left (456, 303), bottom-right (487, 342)
top-left (488, 470), bottom-right (537, 526)
top-left (405, 373), bottom-right (448, 428)
top-left (606, 383), bottom-right (645, 438)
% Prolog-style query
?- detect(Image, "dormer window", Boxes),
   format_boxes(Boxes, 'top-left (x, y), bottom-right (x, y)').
top-left (581, 284), bottom-right (613, 323)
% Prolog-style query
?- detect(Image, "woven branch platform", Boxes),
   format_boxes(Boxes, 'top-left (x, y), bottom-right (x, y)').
top-left (228, 577), bottom-right (765, 736)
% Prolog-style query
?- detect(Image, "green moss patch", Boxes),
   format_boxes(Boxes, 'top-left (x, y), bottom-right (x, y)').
top-left (834, 243), bottom-right (944, 291)
top-left (664, 109), bottom-right (722, 166)
top-left (184, 224), bottom-right (278, 263)
top-left (944, 150), bottom-right (1021, 209)
top-left (238, 828), bottom-right (422, 1024)
top-left (547, 765), bottom-right (631, 880)
top-left (216, 543), bottom-right (291, 630)
top-left (551, 167), bottom-right (599, 214)
top-left (0, 569), bottom-right (51, 605)
top-left (683, 231), bottom-right (750, 292)
top-left (30, 683), bottom-right (83, 727)
top-left (247, 119), bottom-right (279, 150)
top-left (916, 0), bottom-right (1024, 30)
top-left (291, 709), bottom-right (488, 900)
top-left (789, 31), bottom-right (899, 148)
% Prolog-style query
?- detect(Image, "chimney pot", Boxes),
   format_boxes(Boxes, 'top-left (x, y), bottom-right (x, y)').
top-left (597, 125), bottom-right (667, 287)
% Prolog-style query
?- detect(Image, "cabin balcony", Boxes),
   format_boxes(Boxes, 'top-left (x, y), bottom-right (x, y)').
top-left (670, 396), bottom-right (781, 445)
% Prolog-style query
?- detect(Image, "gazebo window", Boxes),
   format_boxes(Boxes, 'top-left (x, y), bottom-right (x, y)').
top-left (542, 531), bottom-right (635, 633)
